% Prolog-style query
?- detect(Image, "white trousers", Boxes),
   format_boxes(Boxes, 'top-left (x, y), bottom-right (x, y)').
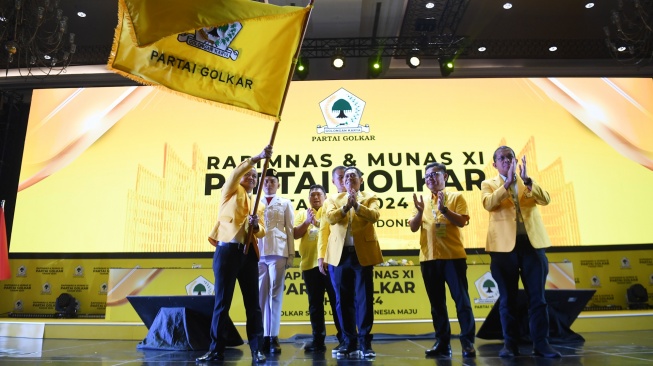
top-left (258, 255), bottom-right (287, 337)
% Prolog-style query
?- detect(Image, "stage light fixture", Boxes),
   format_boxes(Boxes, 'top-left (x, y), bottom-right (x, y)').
top-left (331, 50), bottom-right (345, 70)
top-left (295, 57), bottom-right (309, 80)
top-left (439, 57), bottom-right (455, 77)
top-left (406, 50), bottom-right (421, 69)
top-left (368, 56), bottom-right (383, 78)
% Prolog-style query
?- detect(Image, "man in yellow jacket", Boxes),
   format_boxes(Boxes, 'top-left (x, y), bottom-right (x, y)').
top-left (320, 166), bottom-right (383, 359)
top-left (294, 184), bottom-right (342, 353)
top-left (481, 146), bottom-right (561, 359)
top-left (197, 145), bottom-right (271, 364)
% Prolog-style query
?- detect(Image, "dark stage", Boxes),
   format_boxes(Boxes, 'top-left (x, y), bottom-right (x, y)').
top-left (1, 330), bottom-right (653, 365)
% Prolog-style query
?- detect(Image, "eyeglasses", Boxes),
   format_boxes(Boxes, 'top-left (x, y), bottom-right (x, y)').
top-left (496, 154), bottom-right (514, 162)
top-left (424, 171), bottom-right (443, 180)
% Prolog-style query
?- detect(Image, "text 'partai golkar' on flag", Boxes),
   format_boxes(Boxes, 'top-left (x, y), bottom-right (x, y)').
top-left (108, 0), bottom-right (313, 120)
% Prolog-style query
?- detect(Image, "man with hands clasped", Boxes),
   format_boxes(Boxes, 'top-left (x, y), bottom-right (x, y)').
top-left (294, 184), bottom-right (342, 353)
top-left (409, 162), bottom-right (476, 358)
top-left (320, 167), bottom-right (383, 359)
top-left (481, 146), bottom-right (561, 359)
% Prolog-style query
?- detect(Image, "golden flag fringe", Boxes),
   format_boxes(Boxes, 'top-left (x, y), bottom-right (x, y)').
top-left (108, 0), bottom-right (311, 120)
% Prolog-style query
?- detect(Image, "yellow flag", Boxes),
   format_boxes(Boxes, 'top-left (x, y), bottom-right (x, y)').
top-left (108, 0), bottom-right (312, 120)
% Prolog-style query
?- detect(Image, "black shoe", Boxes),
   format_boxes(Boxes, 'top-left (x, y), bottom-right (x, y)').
top-left (262, 336), bottom-right (271, 354)
top-left (336, 345), bottom-right (363, 359)
top-left (499, 344), bottom-right (520, 358)
top-left (270, 336), bottom-right (281, 354)
top-left (304, 340), bottom-right (326, 353)
top-left (361, 344), bottom-right (376, 358)
top-left (251, 350), bottom-right (267, 363)
top-left (332, 340), bottom-right (346, 354)
top-left (533, 344), bottom-right (562, 358)
top-left (425, 341), bottom-right (451, 358)
top-left (462, 345), bottom-right (476, 358)
top-left (196, 350), bottom-right (224, 362)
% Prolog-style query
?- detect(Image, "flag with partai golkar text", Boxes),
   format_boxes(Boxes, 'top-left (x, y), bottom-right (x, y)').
top-left (108, 0), bottom-right (312, 121)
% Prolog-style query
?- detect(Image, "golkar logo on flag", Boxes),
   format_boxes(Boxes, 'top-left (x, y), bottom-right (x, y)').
top-left (177, 23), bottom-right (243, 61)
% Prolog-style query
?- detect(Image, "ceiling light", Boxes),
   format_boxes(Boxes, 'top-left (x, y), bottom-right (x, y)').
top-left (0, 1), bottom-right (77, 77)
top-left (77, 12), bottom-right (87, 17)
top-left (425, 2), bottom-right (435, 9)
top-left (407, 55), bottom-right (420, 69)
top-left (503, 3), bottom-right (512, 10)
top-left (295, 57), bottom-right (309, 80)
top-left (617, 46), bottom-right (627, 52)
top-left (368, 56), bottom-right (383, 78)
top-left (585, 3), bottom-right (594, 9)
top-left (331, 50), bottom-right (345, 70)
top-left (439, 57), bottom-right (454, 77)
top-left (549, 46), bottom-right (558, 52)
top-left (478, 46), bottom-right (487, 52)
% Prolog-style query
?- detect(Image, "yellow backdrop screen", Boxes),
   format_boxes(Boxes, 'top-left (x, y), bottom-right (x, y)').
top-left (11, 78), bottom-right (653, 253)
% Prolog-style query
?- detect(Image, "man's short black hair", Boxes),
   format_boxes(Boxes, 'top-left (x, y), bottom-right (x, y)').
top-left (424, 162), bottom-right (446, 173)
top-left (344, 166), bottom-right (363, 178)
top-left (308, 184), bottom-right (326, 195)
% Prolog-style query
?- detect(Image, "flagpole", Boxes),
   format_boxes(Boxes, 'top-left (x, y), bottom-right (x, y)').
top-left (244, 0), bottom-right (315, 254)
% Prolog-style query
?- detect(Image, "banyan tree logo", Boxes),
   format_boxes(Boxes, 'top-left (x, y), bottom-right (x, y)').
top-left (16, 265), bottom-right (27, 277)
top-left (42, 282), bottom-right (52, 295)
top-left (73, 265), bottom-right (84, 277)
top-left (318, 88), bottom-right (369, 134)
top-left (474, 272), bottom-right (499, 304)
top-left (620, 257), bottom-right (631, 269)
top-left (186, 276), bottom-right (215, 296)
top-left (591, 275), bottom-right (601, 287)
top-left (178, 23), bottom-right (242, 60)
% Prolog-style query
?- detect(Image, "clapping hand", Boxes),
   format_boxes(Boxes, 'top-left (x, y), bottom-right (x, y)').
top-left (519, 155), bottom-right (528, 181)
top-left (412, 193), bottom-right (424, 213)
top-left (436, 191), bottom-right (445, 211)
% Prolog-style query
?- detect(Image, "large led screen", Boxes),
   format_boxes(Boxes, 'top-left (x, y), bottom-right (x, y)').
top-left (11, 78), bottom-right (653, 253)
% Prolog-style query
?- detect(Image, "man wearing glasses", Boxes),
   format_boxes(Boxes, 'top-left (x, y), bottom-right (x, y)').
top-left (481, 146), bottom-right (561, 359)
top-left (409, 162), bottom-right (476, 359)
top-left (320, 166), bottom-right (383, 359)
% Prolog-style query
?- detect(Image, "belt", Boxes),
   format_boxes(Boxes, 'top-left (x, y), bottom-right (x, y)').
top-left (217, 241), bottom-right (246, 251)
top-left (343, 246), bottom-right (356, 253)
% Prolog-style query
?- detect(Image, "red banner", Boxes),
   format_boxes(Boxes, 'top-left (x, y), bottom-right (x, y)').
top-left (0, 206), bottom-right (10, 280)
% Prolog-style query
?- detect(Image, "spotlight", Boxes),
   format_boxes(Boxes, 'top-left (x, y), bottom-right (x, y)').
top-left (368, 56), bottom-right (382, 78)
top-left (331, 50), bottom-right (345, 70)
top-left (439, 57), bottom-right (454, 77)
top-left (295, 57), bottom-right (309, 80)
top-left (406, 50), bottom-right (421, 69)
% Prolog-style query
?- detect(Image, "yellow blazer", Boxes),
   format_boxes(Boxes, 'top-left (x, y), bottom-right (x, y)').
top-left (322, 191), bottom-right (383, 267)
top-left (208, 159), bottom-right (265, 256)
top-left (481, 175), bottom-right (551, 252)
top-left (317, 194), bottom-right (338, 262)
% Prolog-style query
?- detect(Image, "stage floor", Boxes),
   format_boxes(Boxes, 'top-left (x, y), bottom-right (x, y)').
top-left (1, 330), bottom-right (653, 365)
